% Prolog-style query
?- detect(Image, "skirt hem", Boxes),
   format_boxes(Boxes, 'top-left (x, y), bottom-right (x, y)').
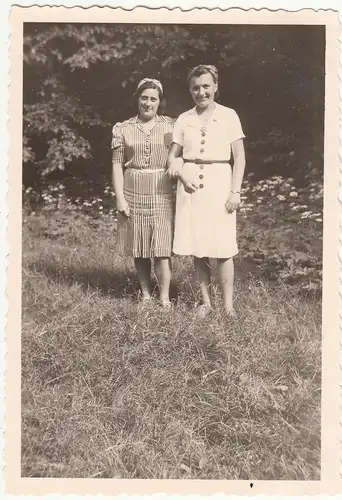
top-left (173, 249), bottom-right (239, 259)
top-left (117, 248), bottom-right (172, 259)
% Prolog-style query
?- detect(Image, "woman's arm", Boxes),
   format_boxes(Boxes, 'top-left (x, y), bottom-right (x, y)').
top-left (166, 143), bottom-right (183, 174)
top-left (112, 156), bottom-right (124, 200)
top-left (167, 143), bottom-right (198, 193)
top-left (231, 139), bottom-right (246, 193)
top-left (112, 160), bottom-right (130, 217)
top-left (225, 138), bottom-right (246, 213)
top-left (111, 123), bottom-right (130, 217)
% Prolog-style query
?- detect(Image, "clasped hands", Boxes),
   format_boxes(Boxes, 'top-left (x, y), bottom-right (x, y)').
top-left (167, 162), bottom-right (240, 213)
top-left (167, 161), bottom-right (198, 194)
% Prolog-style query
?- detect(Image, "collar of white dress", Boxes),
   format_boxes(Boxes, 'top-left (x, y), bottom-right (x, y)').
top-left (187, 102), bottom-right (223, 123)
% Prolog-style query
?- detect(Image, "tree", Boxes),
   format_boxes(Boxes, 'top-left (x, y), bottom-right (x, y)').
top-left (23, 23), bottom-right (325, 192)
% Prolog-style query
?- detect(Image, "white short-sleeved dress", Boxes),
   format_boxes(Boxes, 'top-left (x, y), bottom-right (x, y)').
top-left (172, 103), bottom-right (245, 259)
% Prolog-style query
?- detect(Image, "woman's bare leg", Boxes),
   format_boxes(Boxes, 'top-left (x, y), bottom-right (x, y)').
top-left (154, 257), bottom-right (172, 304)
top-left (217, 257), bottom-right (235, 314)
top-left (194, 257), bottom-right (212, 307)
top-left (134, 258), bottom-right (152, 299)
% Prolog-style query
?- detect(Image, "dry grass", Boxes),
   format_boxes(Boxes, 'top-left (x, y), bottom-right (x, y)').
top-left (21, 212), bottom-right (321, 479)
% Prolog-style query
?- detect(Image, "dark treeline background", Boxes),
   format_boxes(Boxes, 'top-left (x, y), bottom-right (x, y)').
top-left (23, 23), bottom-right (325, 198)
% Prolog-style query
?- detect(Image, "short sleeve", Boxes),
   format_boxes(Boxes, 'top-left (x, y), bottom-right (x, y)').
top-left (229, 110), bottom-right (245, 143)
top-left (111, 122), bottom-right (125, 163)
top-left (172, 116), bottom-right (184, 147)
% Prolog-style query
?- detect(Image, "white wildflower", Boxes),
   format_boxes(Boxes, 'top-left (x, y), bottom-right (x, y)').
top-left (301, 211), bottom-right (312, 219)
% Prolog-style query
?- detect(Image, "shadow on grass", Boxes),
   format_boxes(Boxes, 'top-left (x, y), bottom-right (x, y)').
top-left (26, 255), bottom-right (320, 304)
top-left (27, 260), bottom-right (179, 301)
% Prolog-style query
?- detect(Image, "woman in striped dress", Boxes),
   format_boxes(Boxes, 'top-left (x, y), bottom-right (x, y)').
top-left (112, 78), bottom-right (175, 307)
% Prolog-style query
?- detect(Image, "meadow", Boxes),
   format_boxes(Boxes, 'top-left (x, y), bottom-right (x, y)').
top-left (21, 174), bottom-right (322, 479)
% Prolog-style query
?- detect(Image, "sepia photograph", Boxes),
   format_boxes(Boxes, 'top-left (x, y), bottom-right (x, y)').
top-left (5, 5), bottom-right (341, 496)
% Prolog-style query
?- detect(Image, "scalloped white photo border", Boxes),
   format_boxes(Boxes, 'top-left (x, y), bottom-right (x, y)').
top-left (1, 1), bottom-right (341, 499)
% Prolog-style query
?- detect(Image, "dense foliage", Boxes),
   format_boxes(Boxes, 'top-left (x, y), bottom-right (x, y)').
top-left (23, 23), bottom-right (325, 193)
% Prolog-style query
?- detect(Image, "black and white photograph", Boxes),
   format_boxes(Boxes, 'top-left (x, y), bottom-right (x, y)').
top-left (5, 5), bottom-right (341, 496)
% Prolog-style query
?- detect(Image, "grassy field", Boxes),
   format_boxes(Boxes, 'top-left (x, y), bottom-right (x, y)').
top-left (21, 209), bottom-right (321, 480)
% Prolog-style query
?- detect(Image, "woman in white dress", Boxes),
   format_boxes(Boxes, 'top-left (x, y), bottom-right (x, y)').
top-left (167, 65), bottom-right (246, 317)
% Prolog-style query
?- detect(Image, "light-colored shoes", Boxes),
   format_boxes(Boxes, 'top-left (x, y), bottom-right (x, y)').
top-left (195, 303), bottom-right (212, 319)
top-left (139, 295), bottom-right (154, 309)
top-left (223, 308), bottom-right (237, 319)
top-left (160, 300), bottom-right (173, 310)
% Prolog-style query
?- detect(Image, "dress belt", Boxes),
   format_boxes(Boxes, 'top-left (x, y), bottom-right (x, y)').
top-left (126, 167), bottom-right (166, 173)
top-left (183, 159), bottom-right (229, 164)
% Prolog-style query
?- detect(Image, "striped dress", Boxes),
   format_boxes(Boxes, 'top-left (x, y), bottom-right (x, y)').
top-left (112, 115), bottom-right (175, 258)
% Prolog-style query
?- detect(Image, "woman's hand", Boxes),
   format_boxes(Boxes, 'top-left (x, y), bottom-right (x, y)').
top-left (167, 156), bottom-right (184, 179)
top-left (116, 197), bottom-right (130, 217)
top-left (179, 174), bottom-right (198, 193)
top-left (225, 192), bottom-right (241, 213)
top-left (167, 162), bottom-right (180, 179)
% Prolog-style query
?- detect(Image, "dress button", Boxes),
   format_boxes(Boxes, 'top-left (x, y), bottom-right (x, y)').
top-left (201, 131), bottom-right (206, 137)
top-left (199, 174), bottom-right (203, 179)
top-left (200, 148), bottom-right (204, 153)
top-left (201, 140), bottom-right (205, 145)
top-left (199, 184), bottom-right (204, 189)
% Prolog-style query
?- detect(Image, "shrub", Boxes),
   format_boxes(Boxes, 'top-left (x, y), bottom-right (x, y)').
top-left (238, 174), bottom-right (322, 291)
top-left (23, 173), bottom-right (323, 292)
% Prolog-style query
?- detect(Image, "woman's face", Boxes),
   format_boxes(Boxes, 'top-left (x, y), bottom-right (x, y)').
top-left (189, 72), bottom-right (218, 109)
top-left (138, 88), bottom-right (160, 121)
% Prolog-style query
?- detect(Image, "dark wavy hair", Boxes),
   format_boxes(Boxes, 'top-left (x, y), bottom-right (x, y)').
top-left (133, 81), bottom-right (166, 115)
